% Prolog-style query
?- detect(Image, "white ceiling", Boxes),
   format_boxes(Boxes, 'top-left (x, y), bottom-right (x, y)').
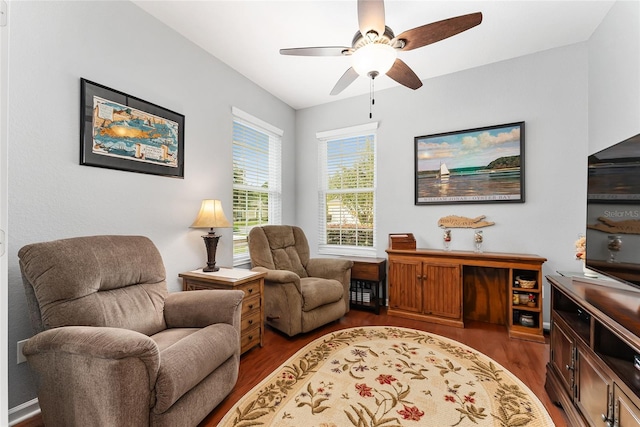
top-left (133, 1), bottom-right (615, 110)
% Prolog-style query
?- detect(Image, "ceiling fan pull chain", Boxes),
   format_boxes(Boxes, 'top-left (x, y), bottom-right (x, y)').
top-left (369, 74), bottom-right (375, 119)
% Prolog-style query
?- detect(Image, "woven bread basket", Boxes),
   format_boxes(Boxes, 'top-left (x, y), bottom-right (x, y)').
top-left (517, 276), bottom-right (536, 289)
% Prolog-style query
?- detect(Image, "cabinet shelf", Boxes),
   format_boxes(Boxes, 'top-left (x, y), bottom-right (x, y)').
top-left (555, 309), bottom-right (591, 344)
top-left (599, 354), bottom-right (640, 396)
top-left (509, 268), bottom-right (544, 340)
top-left (512, 304), bottom-right (541, 313)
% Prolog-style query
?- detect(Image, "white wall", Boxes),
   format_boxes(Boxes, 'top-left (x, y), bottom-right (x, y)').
top-left (6, 1), bottom-right (296, 410)
top-left (296, 44), bottom-right (590, 324)
top-left (589, 0), bottom-right (640, 153)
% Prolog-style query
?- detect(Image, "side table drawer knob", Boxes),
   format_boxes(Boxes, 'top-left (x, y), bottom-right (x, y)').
top-left (248, 319), bottom-right (253, 325)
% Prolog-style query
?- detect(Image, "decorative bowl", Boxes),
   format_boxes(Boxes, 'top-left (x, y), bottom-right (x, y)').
top-left (520, 314), bottom-right (535, 327)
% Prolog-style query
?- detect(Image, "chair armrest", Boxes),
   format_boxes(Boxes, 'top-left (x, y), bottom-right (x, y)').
top-left (252, 267), bottom-right (301, 290)
top-left (23, 326), bottom-right (160, 425)
top-left (23, 326), bottom-right (160, 387)
top-left (164, 289), bottom-right (244, 329)
top-left (306, 258), bottom-right (354, 282)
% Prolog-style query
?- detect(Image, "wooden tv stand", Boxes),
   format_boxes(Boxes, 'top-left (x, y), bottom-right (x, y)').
top-left (545, 275), bottom-right (640, 426)
top-left (386, 248), bottom-right (546, 342)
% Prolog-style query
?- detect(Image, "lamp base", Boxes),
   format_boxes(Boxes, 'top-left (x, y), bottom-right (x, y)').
top-left (201, 231), bottom-right (221, 272)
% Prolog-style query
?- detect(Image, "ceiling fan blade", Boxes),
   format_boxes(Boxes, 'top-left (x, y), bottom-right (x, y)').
top-left (386, 59), bottom-right (423, 90)
top-left (394, 12), bottom-right (482, 51)
top-left (358, 0), bottom-right (385, 38)
top-left (280, 46), bottom-right (352, 57)
top-left (331, 67), bottom-right (359, 95)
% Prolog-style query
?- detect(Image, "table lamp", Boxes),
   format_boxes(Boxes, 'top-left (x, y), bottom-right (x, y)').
top-left (190, 199), bottom-right (232, 272)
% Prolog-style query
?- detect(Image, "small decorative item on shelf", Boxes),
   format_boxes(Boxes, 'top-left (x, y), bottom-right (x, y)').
top-left (442, 228), bottom-right (452, 251)
top-left (520, 313), bottom-right (535, 327)
top-left (527, 293), bottom-right (536, 307)
top-left (575, 234), bottom-right (586, 261)
top-left (607, 235), bottom-right (622, 263)
top-left (473, 230), bottom-right (483, 253)
top-left (512, 293), bottom-right (520, 305)
top-left (575, 234), bottom-right (597, 277)
top-left (516, 276), bottom-right (536, 289)
top-left (518, 293), bottom-right (529, 305)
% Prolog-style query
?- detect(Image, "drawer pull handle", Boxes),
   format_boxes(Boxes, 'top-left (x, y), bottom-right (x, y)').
top-left (248, 288), bottom-right (253, 293)
top-left (248, 319), bottom-right (253, 325)
top-left (248, 335), bottom-right (253, 340)
top-left (565, 364), bottom-right (574, 371)
top-left (248, 304), bottom-right (254, 309)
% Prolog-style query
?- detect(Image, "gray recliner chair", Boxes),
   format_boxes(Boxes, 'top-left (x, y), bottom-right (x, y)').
top-left (18, 235), bottom-right (244, 427)
top-left (248, 225), bottom-right (353, 337)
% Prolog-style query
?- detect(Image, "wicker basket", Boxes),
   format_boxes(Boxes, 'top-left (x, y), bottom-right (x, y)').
top-left (517, 276), bottom-right (536, 289)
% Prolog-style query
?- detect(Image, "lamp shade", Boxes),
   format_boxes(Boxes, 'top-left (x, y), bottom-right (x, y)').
top-left (190, 199), bottom-right (232, 229)
top-left (351, 43), bottom-right (397, 77)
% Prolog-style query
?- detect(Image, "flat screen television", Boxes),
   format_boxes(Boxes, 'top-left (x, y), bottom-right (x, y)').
top-left (585, 132), bottom-right (640, 288)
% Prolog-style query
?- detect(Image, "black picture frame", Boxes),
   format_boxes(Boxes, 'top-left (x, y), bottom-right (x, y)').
top-left (415, 122), bottom-right (525, 205)
top-left (80, 78), bottom-right (185, 178)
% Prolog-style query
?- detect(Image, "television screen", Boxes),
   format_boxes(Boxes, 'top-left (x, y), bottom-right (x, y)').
top-left (585, 132), bottom-right (640, 288)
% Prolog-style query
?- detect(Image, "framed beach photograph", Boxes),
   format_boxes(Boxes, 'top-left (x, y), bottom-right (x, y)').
top-left (80, 78), bottom-right (185, 178)
top-left (415, 122), bottom-right (525, 205)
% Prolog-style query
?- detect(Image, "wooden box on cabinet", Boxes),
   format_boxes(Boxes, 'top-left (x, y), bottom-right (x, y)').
top-left (546, 275), bottom-right (640, 427)
top-left (388, 233), bottom-right (416, 250)
top-left (179, 268), bottom-right (266, 355)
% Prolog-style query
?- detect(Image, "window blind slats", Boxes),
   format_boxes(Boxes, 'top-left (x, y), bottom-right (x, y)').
top-left (232, 115), bottom-right (282, 263)
top-left (318, 132), bottom-right (376, 254)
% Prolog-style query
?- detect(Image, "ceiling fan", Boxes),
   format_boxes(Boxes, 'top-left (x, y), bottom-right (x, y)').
top-left (280, 0), bottom-right (482, 96)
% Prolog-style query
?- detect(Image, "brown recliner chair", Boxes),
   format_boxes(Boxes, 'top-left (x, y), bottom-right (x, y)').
top-left (18, 235), bottom-right (244, 427)
top-left (248, 225), bottom-right (353, 337)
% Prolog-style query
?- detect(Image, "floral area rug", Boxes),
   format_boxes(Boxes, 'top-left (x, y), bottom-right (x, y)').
top-left (219, 326), bottom-right (554, 427)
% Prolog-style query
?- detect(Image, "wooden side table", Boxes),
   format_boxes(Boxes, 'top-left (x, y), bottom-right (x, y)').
top-left (347, 257), bottom-right (387, 314)
top-left (179, 268), bottom-right (265, 355)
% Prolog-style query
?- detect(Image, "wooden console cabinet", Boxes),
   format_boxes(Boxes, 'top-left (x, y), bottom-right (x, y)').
top-left (179, 268), bottom-right (266, 355)
top-left (545, 275), bottom-right (640, 426)
top-left (386, 249), bottom-right (546, 342)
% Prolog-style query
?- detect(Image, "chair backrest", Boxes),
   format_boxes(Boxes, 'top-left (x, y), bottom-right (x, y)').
top-left (18, 235), bottom-right (168, 336)
top-left (248, 225), bottom-right (310, 277)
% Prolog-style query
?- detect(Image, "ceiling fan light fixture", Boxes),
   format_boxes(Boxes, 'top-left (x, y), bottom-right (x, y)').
top-left (351, 43), bottom-right (397, 77)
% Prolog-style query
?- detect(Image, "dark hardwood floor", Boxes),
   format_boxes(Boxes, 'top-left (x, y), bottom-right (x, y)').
top-left (16, 308), bottom-right (568, 427)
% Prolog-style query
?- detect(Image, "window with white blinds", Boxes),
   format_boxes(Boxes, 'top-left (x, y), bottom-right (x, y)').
top-left (317, 122), bottom-right (378, 256)
top-left (232, 107), bottom-right (282, 264)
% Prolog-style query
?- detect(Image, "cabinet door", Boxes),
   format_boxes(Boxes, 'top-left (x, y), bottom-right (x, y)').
top-left (551, 317), bottom-right (575, 396)
top-left (615, 384), bottom-right (640, 427)
top-left (422, 263), bottom-right (462, 320)
top-left (388, 258), bottom-right (422, 313)
top-left (576, 347), bottom-right (612, 427)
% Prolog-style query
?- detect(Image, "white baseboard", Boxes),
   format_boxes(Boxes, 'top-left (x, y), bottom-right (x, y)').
top-left (8, 398), bottom-right (39, 426)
